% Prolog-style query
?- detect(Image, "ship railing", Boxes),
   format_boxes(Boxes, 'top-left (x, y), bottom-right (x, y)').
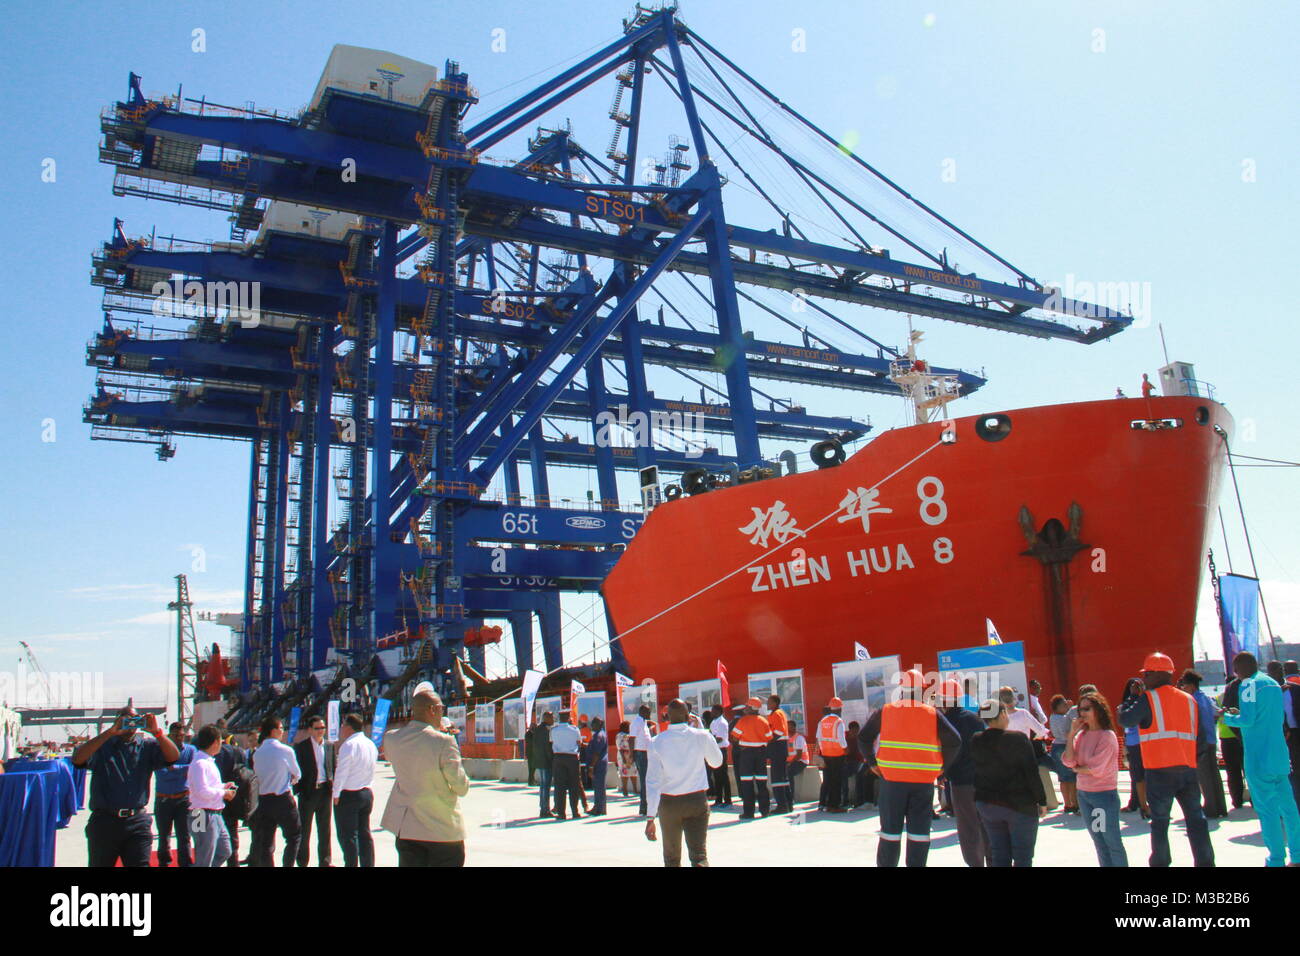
top-left (1182, 378), bottom-right (1217, 401)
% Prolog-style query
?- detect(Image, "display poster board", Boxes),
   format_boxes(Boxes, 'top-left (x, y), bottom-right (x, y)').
top-left (326, 700), bottom-right (341, 742)
top-left (502, 698), bottom-right (525, 740)
top-left (938, 641), bottom-right (1028, 717)
top-left (678, 678), bottom-right (723, 722)
top-left (532, 695), bottom-right (563, 726)
top-left (748, 669), bottom-right (806, 736)
top-left (831, 654), bottom-right (902, 731)
top-left (574, 691), bottom-right (606, 729)
top-left (621, 682), bottom-right (658, 729)
top-left (446, 705), bottom-right (467, 738)
top-left (474, 703), bottom-right (496, 743)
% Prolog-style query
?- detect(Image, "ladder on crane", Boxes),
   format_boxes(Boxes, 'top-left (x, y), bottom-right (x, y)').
top-left (167, 574), bottom-right (201, 731)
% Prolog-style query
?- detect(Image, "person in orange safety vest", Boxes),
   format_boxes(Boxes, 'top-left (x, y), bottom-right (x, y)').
top-left (858, 669), bottom-right (961, 867)
top-left (817, 698), bottom-right (848, 812)
top-left (766, 694), bottom-right (793, 812)
top-left (730, 698), bottom-right (773, 818)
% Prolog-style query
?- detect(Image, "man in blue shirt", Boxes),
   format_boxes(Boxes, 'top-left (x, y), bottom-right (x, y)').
top-left (72, 706), bottom-right (180, 867)
top-left (1221, 652), bottom-right (1300, 867)
top-left (1177, 670), bottom-right (1228, 818)
top-left (153, 722), bottom-right (197, 866)
top-left (585, 717), bottom-right (609, 815)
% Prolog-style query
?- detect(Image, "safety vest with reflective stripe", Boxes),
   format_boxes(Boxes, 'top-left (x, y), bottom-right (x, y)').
top-left (1138, 684), bottom-right (1197, 769)
top-left (768, 708), bottom-right (789, 740)
top-left (818, 715), bottom-right (846, 757)
top-left (876, 700), bottom-right (944, 783)
top-left (731, 714), bottom-right (773, 747)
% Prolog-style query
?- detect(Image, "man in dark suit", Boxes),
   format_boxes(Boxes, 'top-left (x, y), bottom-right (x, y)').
top-left (292, 715), bottom-right (334, 866)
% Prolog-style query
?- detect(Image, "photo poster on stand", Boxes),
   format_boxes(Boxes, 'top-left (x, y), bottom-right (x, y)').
top-left (575, 691), bottom-right (606, 731)
top-left (474, 703), bottom-right (496, 743)
top-left (831, 655), bottom-right (902, 731)
top-left (678, 679), bottom-right (723, 725)
top-left (621, 682), bottom-right (658, 728)
top-left (747, 670), bottom-right (806, 736)
top-left (447, 705), bottom-right (468, 738)
top-left (532, 695), bottom-right (563, 726)
top-left (938, 641), bottom-right (1027, 717)
top-left (502, 699), bottom-right (525, 740)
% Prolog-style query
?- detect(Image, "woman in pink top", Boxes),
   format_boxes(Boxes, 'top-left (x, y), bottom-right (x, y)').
top-left (1063, 691), bottom-right (1128, 867)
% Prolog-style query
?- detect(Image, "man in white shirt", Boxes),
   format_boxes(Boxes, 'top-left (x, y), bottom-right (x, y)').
top-left (1026, 680), bottom-right (1048, 725)
top-left (708, 706), bottom-right (733, 807)
top-left (333, 712), bottom-right (379, 867)
top-left (630, 705), bottom-right (653, 815)
top-left (251, 715), bottom-right (302, 867)
top-left (644, 699), bottom-right (723, 867)
top-left (186, 723), bottom-right (238, 867)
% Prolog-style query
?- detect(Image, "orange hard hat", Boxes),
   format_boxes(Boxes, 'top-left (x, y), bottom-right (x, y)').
top-left (899, 668), bottom-right (926, 689)
top-left (1286, 675), bottom-right (1300, 687)
top-left (937, 679), bottom-right (963, 702)
top-left (1142, 652), bottom-right (1175, 673)
top-left (746, 697), bottom-right (762, 709)
top-left (828, 697), bottom-right (843, 709)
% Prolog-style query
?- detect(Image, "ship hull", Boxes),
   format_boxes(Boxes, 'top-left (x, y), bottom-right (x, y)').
top-left (603, 396), bottom-right (1231, 713)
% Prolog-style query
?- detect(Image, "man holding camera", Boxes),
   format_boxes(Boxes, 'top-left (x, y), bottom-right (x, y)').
top-left (72, 706), bottom-right (181, 867)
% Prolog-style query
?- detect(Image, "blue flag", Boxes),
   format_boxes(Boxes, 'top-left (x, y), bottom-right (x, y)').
top-left (286, 706), bottom-right (302, 743)
top-left (1218, 573), bottom-right (1260, 661)
top-left (370, 699), bottom-right (392, 750)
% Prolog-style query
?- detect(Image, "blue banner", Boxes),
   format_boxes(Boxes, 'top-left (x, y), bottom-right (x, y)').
top-left (286, 706), bottom-right (302, 743)
top-left (1218, 573), bottom-right (1260, 661)
top-left (370, 699), bottom-right (392, 750)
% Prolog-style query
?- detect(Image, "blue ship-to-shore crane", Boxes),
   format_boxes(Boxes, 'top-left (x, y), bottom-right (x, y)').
top-left (84, 6), bottom-right (1125, 718)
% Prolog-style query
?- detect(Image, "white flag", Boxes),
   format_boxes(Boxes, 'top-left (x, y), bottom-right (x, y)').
top-left (854, 642), bottom-right (870, 661)
top-left (521, 669), bottom-right (544, 727)
top-left (986, 618), bottom-right (1003, 646)
top-left (570, 679), bottom-right (586, 696)
top-left (614, 672), bottom-right (634, 687)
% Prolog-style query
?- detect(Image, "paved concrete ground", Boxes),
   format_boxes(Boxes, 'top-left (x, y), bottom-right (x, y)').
top-left (54, 764), bottom-right (1279, 867)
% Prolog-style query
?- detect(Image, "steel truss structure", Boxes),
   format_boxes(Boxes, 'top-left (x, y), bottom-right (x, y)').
top-left (84, 6), bottom-right (1124, 711)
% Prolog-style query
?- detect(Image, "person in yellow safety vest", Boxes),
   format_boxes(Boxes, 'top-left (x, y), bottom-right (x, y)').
top-left (730, 698), bottom-right (773, 819)
top-left (817, 698), bottom-right (849, 812)
top-left (1117, 652), bottom-right (1215, 867)
top-left (858, 669), bottom-right (962, 867)
top-left (766, 694), bottom-right (792, 812)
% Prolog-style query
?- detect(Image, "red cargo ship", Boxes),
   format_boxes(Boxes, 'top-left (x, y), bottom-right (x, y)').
top-left (604, 394), bottom-right (1230, 711)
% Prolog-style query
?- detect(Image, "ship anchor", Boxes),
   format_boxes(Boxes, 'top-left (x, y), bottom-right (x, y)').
top-left (1018, 503), bottom-right (1088, 693)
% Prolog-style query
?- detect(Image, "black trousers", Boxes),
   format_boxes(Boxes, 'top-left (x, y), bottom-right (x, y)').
top-left (296, 783), bottom-right (333, 866)
top-left (819, 755), bottom-right (845, 810)
top-left (221, 805), bottom-right (242, 866)
top-left (767, 739), bottom-right (790, 810)
top-left (877, 779), bottom-right (936, 867)
top-left (334, 788), bottom-right (374, 867)
top-left (87, 810), bottom-right (152, 867)
top-left (710, 750), bottom-right (732, 804)
top-left (154, 795), bottom-right (192, 867)
top-left (1221, 736), bottom-right (1245, 808)
top-left (735, 745), bottom-right (769, 816)
top-left (552, 753), bottom-right (582, 817)
top-left (251, 792), bottom-right (301, 867)
top-left (396, 837), bottom-right (464, 867)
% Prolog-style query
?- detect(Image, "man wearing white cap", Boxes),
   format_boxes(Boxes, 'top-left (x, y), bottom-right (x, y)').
top-left (381, 683), bottom-right (470, 866)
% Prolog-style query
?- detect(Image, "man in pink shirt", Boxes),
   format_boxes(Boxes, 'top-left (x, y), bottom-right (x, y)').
top-left (186, 724), bottom-right (238, 867)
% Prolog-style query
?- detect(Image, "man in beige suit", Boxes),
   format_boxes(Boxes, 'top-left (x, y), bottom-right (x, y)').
top-left (381, 682), bottom-right (470, 867)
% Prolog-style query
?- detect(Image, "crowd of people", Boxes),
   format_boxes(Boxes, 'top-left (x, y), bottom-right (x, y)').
top-left (59, 649), bottom-right (1300, 868)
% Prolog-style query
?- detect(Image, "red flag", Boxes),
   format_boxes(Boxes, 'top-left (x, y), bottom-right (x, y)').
top-left (717, 660), bottom-right (730, 709)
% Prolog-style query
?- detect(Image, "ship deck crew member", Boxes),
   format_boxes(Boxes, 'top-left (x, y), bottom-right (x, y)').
top-left (766, 694), bottom-right (792, 812)
top-left (381, 683), bottom-right (470, 866)
top-left (730, 698), bottom-right (773, 818)
top-left (631, 705), bottom-right (653, 815)
top-left (186, 723), bottom-right (238, 867)
top-left (707, 706), bottom-right (733, 806)
top-left (859, 670), bottom-right (961, 866)
top-left (817, 698), bottom-right (849, 812)
top-left (644, 699), bottom-right (723, 866)
top-left (1177, 669), bottom-right (1227, 818)
top-left (251, 715), bottom-right (303, 867)
top-left (72, 706), bottom-right (180, 867)
top-left (1118, 652), bottom-right (1215, 867)
top-left (586, 717), bottom-right (609, 815)
top-left (333, 712), bottom-right (379, 867)
top-left (787, 721), bottom-right (809, 805)
top-left (153, 721), bottom-right (196, 867)
top-left (550, 710), bottom-right (584, 819)
top-left (292, 714), bottom-right (334, 867)
top-left (1221, 652), bottom-right (1300, 866)
top-left (936, 679), bottom-right (989, 867)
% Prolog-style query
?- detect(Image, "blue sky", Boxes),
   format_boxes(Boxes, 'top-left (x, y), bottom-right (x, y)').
top-left (2, 0), bottom-right (1296, 722)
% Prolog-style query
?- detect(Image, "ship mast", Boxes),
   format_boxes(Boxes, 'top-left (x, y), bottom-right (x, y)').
top-left (889, 328), bottom-right (962, 425)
